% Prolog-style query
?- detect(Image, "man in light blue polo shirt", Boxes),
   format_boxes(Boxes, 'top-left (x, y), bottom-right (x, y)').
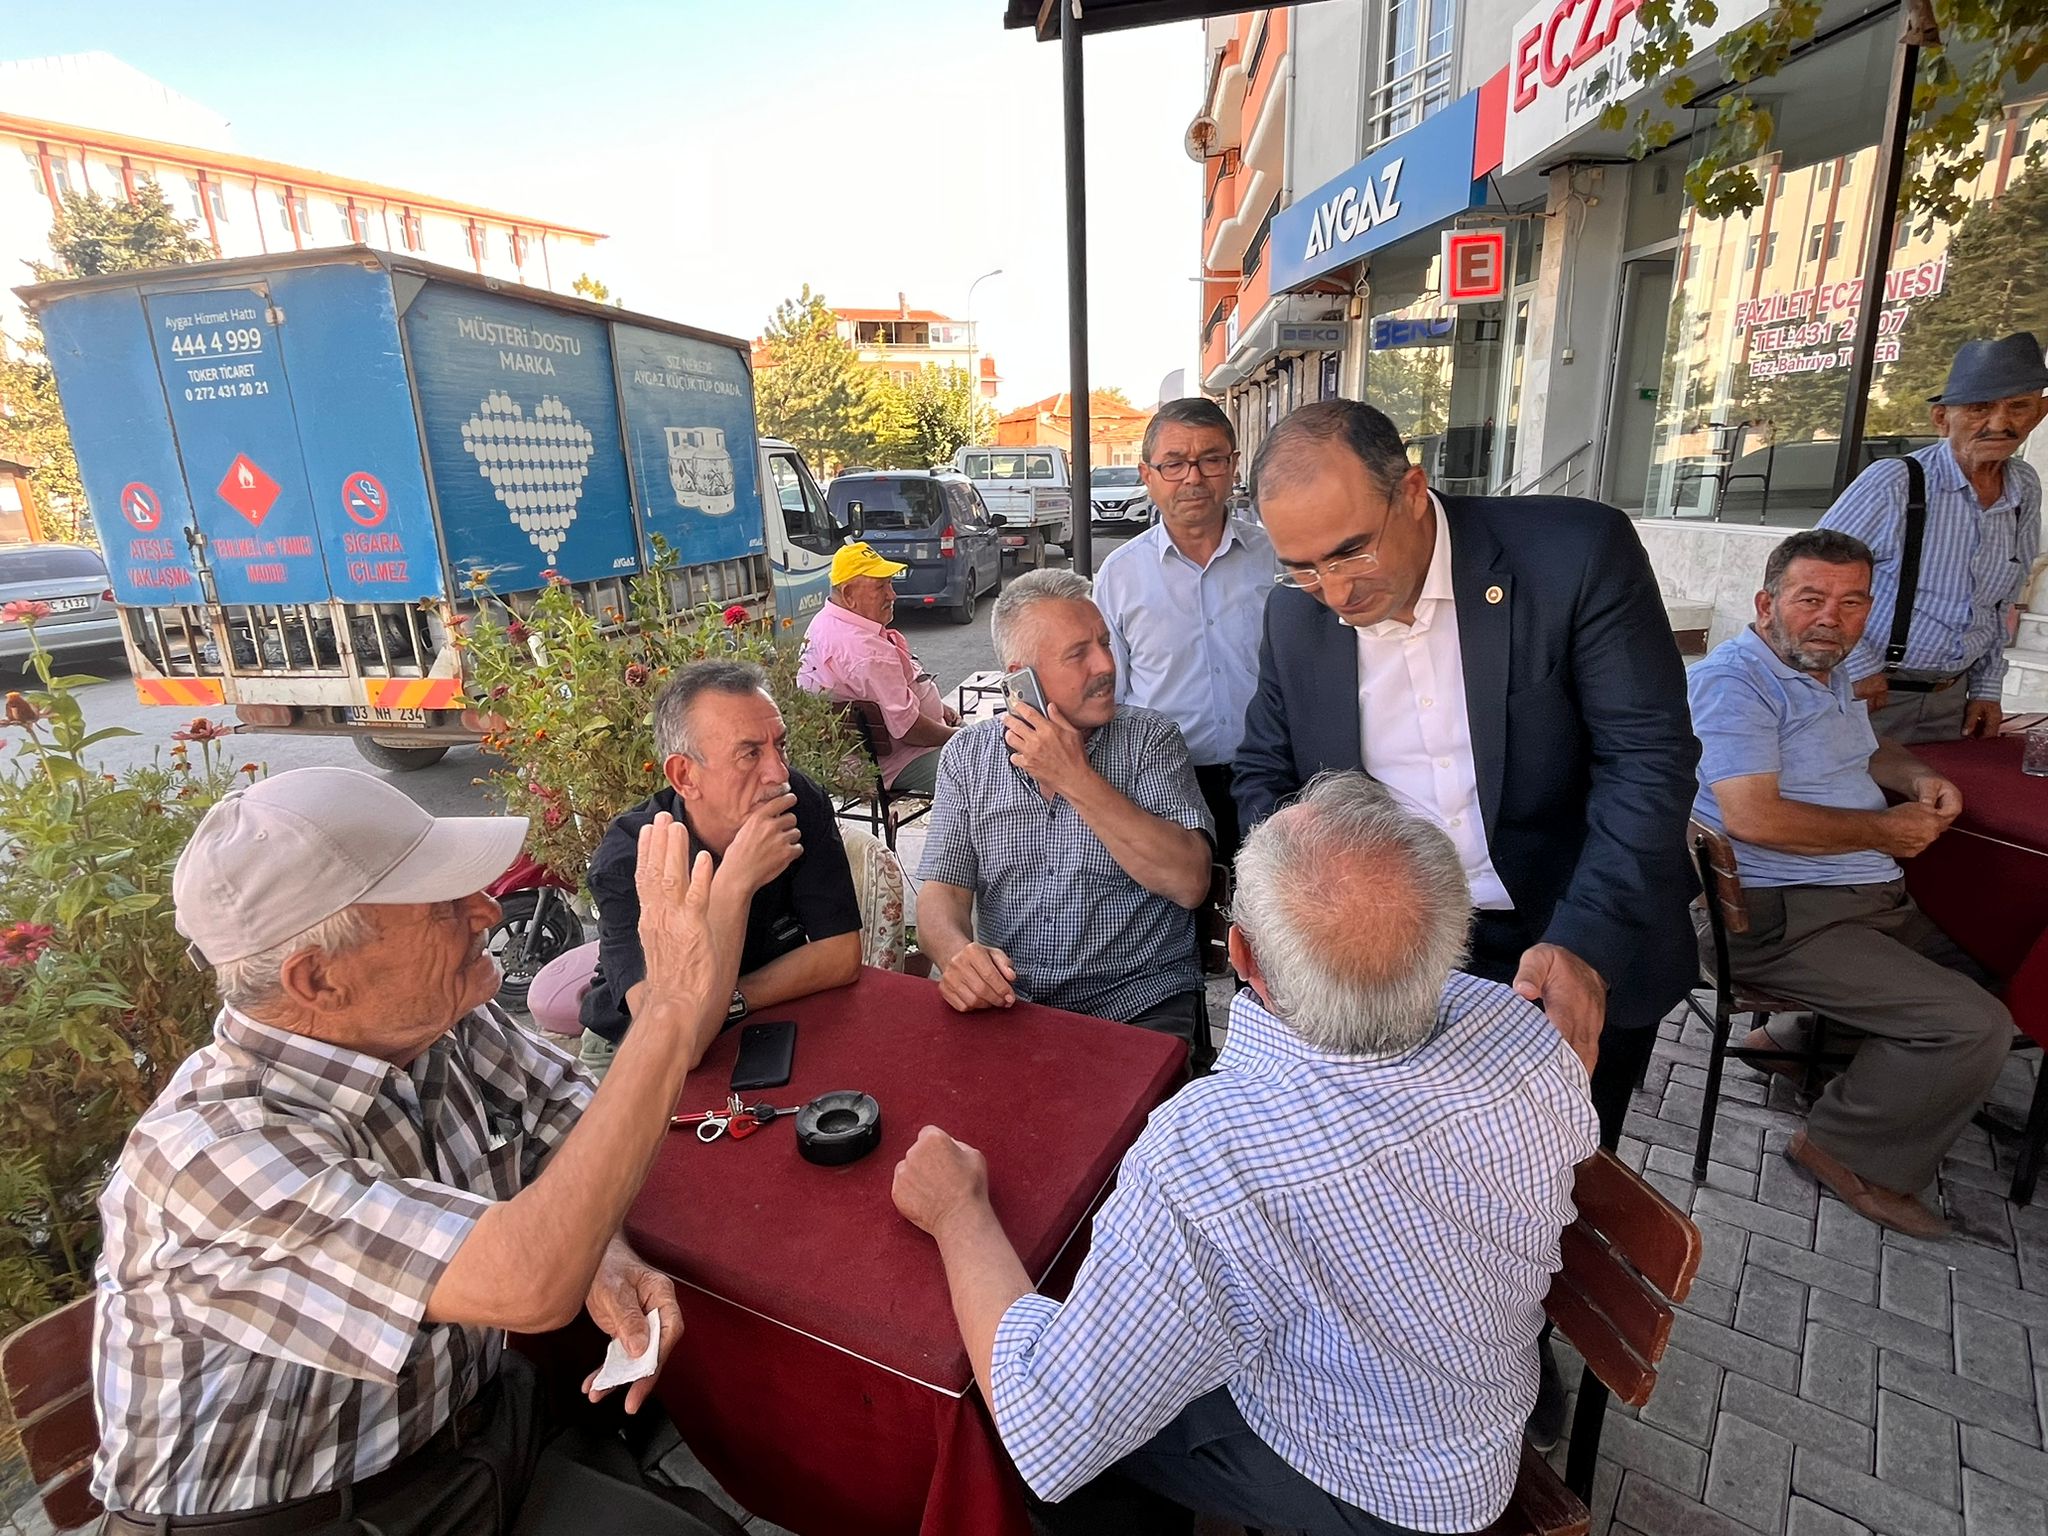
top-left (1689, 528), bottom-right (2010, 1238)
top-left (1096, 397), bottom-right (1276, 865)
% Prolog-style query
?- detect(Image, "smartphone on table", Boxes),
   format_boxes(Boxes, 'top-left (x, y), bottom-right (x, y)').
top-left (1002, 666), bottom-right (1047, 718)
top-left (730, 1020), bottom-right (796, 1091)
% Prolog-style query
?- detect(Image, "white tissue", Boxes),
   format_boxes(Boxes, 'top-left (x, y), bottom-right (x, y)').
top-left (590, 1308), bottom-right (662, 1392)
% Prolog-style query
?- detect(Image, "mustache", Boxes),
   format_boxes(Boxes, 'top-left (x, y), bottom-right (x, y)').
top-left (1083, 676), bottom-right (1115, 698)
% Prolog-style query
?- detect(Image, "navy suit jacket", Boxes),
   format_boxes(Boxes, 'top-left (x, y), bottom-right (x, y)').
top-left (1234, 494), bottom-right (1700, 1030)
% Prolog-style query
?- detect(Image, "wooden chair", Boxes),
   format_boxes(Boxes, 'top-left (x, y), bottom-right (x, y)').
top-left (827, 699), bottom-right (934, 852)
top-left (1686, 818), bottom-right (1852, 1182)
top-left (1, 1295), bottom-right (102, 1532)
top-left (1482, 1151), bottom-right (1703, 1535)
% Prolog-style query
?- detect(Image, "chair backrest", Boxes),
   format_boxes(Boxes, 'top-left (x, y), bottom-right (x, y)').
top-left (827, 698), bottom-right (888, 788)
top-left (1544, 1150), bottom-right (1702, 1407)
top-left (1689, 817), bottom-right (1750, 937)
top-left (1195, 863), bottom-right (1232, 978)
top-left (0, 1295), bottom-right (102, 1530)
top-left (841, 825), bottom-right (909, 971)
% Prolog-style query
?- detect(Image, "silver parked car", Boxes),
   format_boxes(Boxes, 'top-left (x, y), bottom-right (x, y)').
top-left (0, 543), bottom-right (124, 666)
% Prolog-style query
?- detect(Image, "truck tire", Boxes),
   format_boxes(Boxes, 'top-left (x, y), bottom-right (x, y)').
top-left (354, 737), bottom-right (451, 772)
top-left (950, 576), bottom-right (979, 626)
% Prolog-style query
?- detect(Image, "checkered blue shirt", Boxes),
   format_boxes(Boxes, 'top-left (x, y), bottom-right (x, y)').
top-left (918, 705), bottom-right (1211, 1021)
top-left (988, 978), bottom-right (1599, 1531)
top-left (1818, 440), bottom-right (2041, 699)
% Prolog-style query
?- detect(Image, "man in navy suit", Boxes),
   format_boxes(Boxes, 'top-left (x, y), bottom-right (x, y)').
top-left (1235, 399), bottom-right (1699, 1148)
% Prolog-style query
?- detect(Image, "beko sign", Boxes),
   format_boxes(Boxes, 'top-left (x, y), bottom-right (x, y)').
top-left (1502, 0), bottom-right (1768, 173)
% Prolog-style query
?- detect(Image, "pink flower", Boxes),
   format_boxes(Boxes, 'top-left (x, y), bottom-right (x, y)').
top-left (0, 922), bottom-right (55, 967)
top-left (722, 604), bottom-right (750, 627)
top-left (171, 717), bottom-right (232, 744)
top-left (506, 620), bottom-right (530, 642)
top-left (1, 599), bottom-right (51, 624)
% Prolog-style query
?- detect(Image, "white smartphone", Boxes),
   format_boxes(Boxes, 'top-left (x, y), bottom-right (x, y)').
top-left (1002, 666), bottom-right (1047, 717)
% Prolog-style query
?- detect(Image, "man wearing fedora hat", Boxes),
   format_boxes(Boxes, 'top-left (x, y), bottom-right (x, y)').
top-left (1818, 330), bottom-right (2046, 743)
top-left (91, 767), bottom-right (752, 1535)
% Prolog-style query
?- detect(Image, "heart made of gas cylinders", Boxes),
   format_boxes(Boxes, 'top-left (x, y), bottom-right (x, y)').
top-left (459, 393), bottom-right (596, 559)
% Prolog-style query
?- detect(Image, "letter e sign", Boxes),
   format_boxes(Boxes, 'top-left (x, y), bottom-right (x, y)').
top-left (1442, 229), bottom-right (1509, 303)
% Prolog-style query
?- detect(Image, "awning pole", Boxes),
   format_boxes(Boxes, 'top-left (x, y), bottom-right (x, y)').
top-left (1063, 0), bottom-right (1095, 576)
top-left (1830, 4), bottom-right (1924, 498)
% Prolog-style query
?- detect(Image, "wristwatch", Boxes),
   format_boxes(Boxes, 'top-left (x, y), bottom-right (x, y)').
top-left (726, 988), bottom-right (749, 1024)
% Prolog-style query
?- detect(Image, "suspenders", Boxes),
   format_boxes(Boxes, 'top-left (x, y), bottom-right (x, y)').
top-left (1882, 455), bottom-right (1929, 673)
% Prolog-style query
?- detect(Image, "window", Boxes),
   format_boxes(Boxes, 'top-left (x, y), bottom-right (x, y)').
top-left (1806, 222), bottom-right (1825, 260)
top-left (1826, 221), bottom-right (1843, 259)
top-left (2017, 120), bottom-right (2034, 157)
top-left (1744, 234), bottom-right (1760, 270)
top-left (767, 453), bottom-right (836, 556)
top-left (336, 202), bottom-right (367, 241)
top-left (1026, 453), bottom-right (1055, 481)
top-left (273, 190), bottom-right (293, 232)
top-left (1838, 157), bottom-right (1854, 188)
top-left (47, 156), bottom-right (72, 198)
top-left (206, 179), bottom-right (228, 224)
top-left (182, 176), bottom-right (204, 221)
top-left (1817, 162), bottom-right (1834, 190)
top-left (827, 476), bottom-right (943, 531)
top-left (1370, 0), bottom-right (1455, 144)
top-left (0, 546), bottom-right (107, 583)
top-left (1764, 231), bottom-right (1778, 265)
top-left (23, 150), bottom-right (42, 195)
top-left (400, 210), bottom-right (422, 251)
top-left (100, 162), bottom-right (125, 197)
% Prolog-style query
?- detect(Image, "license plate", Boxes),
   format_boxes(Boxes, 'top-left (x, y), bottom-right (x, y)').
top-left (43, 595), bottom-right (92, 614)
top-left (345, 706), bottom-right (428, 726)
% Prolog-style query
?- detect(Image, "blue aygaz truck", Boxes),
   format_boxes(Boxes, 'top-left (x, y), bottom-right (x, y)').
top-left (18, 247), bottom-right (842, 768)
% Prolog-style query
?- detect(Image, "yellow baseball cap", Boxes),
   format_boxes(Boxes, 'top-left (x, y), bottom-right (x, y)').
top-left (830, 541), bottom-right (908, 585)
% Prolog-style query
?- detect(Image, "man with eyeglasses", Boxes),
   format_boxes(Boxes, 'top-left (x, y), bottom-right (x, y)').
top-left (1094, 398), bottom-right (1276, 864)
top-left (1234, 400), bottom-right (1697, 1142)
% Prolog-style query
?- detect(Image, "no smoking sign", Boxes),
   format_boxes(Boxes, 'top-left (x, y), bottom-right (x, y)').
top-left (342, 471), bottom-right (389, 528)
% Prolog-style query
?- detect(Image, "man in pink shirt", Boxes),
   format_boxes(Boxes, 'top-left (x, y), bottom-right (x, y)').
top-left (799, 542), bottom-right (960, 796)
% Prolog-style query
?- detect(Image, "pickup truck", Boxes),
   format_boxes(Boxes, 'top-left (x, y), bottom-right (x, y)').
top-left (950, 445), bottom-right (1073, 569)
top-left (20, 246), bottom-right (838, 768)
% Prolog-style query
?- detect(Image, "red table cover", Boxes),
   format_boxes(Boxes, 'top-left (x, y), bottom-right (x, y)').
top-left (623, 966), bottom-right (1186, 1536)
top-left (1904, 736), bottom-right (2048, 1048)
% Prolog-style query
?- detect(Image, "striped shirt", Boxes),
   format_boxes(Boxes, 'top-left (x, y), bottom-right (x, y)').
top-left (92, 1005), bottom-right (591, 1516)
top-left (1818, 440), bottom-right (2041, 699)
top-left (988, 978), bottom-right (1598, 1532)
top-left (918, 704), bottom-right (1211, 1021)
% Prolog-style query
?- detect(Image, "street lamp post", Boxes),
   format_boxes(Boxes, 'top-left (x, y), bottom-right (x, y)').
top-left (965, 267), bottom-right (1003, 443)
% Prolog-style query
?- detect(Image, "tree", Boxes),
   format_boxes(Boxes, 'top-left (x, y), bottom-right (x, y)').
top-left (1610, 0), bottom-right (2045, 227)
top-left (1364, 347), bottom-right (1451, 441)
top-left (0, 181), bottom-right (212, 544)
top-left (1870, 163), bottom-right (2048, 425)
top-left (885, 365), bottom-right (992, 469)
top-left (571, 272), bottom-right (622, 306)
top-left (753, 287), bottom-right (891, 472)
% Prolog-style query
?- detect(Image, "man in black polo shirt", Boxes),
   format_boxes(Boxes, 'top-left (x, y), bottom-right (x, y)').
top-left (578, 660), bottom-right (862, 1077)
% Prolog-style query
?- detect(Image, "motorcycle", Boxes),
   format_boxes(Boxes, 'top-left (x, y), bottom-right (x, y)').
top-left (484, 852), bottom-right (586, 1011)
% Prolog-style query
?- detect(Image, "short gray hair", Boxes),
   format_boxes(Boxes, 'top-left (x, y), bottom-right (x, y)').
top-left (1231, 772), bottom-right (1471, 1055)
top-left (1142, 396), bottom-right (1235, 463)
top-left (214, 905), bottom-right (374, 1013)
top-left (653, 659), bottom-right (769, 762)
top-left (989, 568), bottom-right (1093, 669)
top-left (1762, 529), bottom-right (1874, 596)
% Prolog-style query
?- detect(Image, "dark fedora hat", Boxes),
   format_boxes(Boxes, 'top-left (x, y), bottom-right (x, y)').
top-left (1929, 331), bottom-right (2048, 404)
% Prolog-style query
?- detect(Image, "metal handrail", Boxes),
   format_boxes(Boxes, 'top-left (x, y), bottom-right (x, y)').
top-left (1367, 50), bottom-right (1454, 145)
top-left (1505, 439), bottom-right (1593, 495)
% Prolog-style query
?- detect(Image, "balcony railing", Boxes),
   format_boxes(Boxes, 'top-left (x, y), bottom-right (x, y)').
top-left (1242, 200), bottom-right (1276, 280)
top-left (1367, 51), bottom-right (1455, 146)
top-left (1245, 18), bottom-right (1270, 84)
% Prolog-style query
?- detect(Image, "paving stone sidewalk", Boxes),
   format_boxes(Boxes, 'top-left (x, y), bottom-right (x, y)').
top-left (1553, 1003), bottom-right (2048, 1536)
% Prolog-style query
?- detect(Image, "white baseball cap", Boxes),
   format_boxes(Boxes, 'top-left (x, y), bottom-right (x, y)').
top-left (173, 767), bottom-right (529, 965)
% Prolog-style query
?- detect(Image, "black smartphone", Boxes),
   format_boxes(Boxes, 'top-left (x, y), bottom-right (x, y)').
top-left (730, 1020), bottom-right (797, 1091)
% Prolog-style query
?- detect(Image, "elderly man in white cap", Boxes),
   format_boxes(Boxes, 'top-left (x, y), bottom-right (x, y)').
top-left (91, 767), bottom-right (754, 1536)
top-left (1819, 330), bottom-right (2047, 743)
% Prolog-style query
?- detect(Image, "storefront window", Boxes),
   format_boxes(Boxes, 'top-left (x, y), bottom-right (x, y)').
top-left (1643, 20), bottom-right (2048, 523)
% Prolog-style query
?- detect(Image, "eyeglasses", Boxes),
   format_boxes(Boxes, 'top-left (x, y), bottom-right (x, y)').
top-left (1146, 451), bottom-right (1237, 482)
top-left (1274, 549), bottom-right (1380, 590)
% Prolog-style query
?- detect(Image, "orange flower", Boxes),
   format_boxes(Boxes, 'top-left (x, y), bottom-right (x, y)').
top-left (3, 691), bottom-right (42, 726)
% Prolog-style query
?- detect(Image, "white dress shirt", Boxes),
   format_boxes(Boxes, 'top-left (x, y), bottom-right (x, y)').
top-left (1355, 496), bottom-right (1513, 909)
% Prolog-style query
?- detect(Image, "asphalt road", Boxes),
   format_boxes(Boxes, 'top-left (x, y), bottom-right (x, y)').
top-left (7, 533), bottom-right (1133, 815)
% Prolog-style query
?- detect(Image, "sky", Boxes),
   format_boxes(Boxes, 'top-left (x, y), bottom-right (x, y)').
top-left (6, 0), bottom-right (1208, 408)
